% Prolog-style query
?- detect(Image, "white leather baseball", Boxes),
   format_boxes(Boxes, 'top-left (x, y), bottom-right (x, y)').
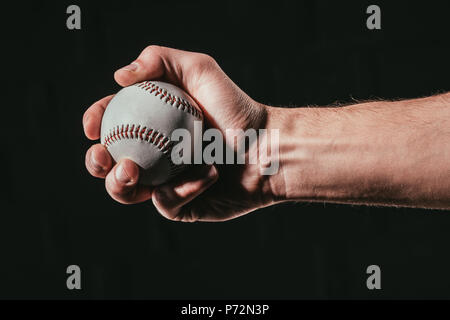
top-left (100, 81), bottom-right (203, 186)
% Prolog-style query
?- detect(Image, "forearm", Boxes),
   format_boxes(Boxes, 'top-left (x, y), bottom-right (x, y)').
top-left (266, 93), bottom-right (450, 209)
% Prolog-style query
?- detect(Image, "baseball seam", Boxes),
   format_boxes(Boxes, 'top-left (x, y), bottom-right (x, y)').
top-left (103, 124), bottom-right (173, 153)
top-left (103, 124), bottom-right (185, 178)
top-left (135, 81), bottom-right (203, 119)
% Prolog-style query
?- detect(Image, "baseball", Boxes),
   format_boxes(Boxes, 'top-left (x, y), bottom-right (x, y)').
top-left (100, 81), bottom-right (203, 186)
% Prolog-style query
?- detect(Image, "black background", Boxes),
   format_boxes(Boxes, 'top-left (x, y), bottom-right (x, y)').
top-left (2, 0), bottom-right (449, 299)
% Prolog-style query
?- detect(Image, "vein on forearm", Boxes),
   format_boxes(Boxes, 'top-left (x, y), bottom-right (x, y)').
top-left (270, 92), bottom-right (450, 209)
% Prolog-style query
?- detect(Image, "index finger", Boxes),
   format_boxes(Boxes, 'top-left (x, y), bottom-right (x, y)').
top-left (83, 94), bottom-right (114, 140)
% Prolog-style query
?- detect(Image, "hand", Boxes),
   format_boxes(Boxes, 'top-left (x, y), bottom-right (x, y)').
top-left (83, 46), bottom-right (279, 222)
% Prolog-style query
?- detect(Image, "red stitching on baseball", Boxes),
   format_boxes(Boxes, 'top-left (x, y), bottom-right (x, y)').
top-left (103, 124), bottom-right (185, 178)
top-left (135, 81), bottom-right (202, 119)
top-left (103, 124), bottom-right (172, 153)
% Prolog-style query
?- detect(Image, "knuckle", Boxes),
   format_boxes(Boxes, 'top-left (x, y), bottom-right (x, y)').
top-left (143, 45), bottom-right (163, 56)
top-left (161, 207), bottom-right (197, 223)
top-left (165, 213), bottom-right (184, 222)
top-left (181, 52), bottom-right (218, 76)
top-left (197, 53), bottom-right (217, 67)
top-left (154, 207), bottom-right (175, 221)
top-left (164, 214), bottom-right (178, 222)
top-left (185, 53), bottom-right (219, 76)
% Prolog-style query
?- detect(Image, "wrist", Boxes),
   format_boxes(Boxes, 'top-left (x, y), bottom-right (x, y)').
top-left (262, 105), bottom-right (299, 203)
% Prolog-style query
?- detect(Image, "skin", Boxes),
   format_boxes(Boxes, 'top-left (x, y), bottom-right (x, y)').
top-left (83, 46), bottom-right (450, 222)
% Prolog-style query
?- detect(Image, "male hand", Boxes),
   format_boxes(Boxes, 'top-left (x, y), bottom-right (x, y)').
top-left (83, 46), bottom-right (278, 222)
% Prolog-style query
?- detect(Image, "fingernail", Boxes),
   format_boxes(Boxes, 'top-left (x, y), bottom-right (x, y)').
top-left (115, 162), bottom-right (131, 183)
top-left (121, 62), bottom-right (138, 72)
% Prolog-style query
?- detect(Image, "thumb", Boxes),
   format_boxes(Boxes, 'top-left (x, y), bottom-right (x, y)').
top-left (113, 45), bottom-right (217, 96)
top-left (114, 45), bottom-right (167, 87)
